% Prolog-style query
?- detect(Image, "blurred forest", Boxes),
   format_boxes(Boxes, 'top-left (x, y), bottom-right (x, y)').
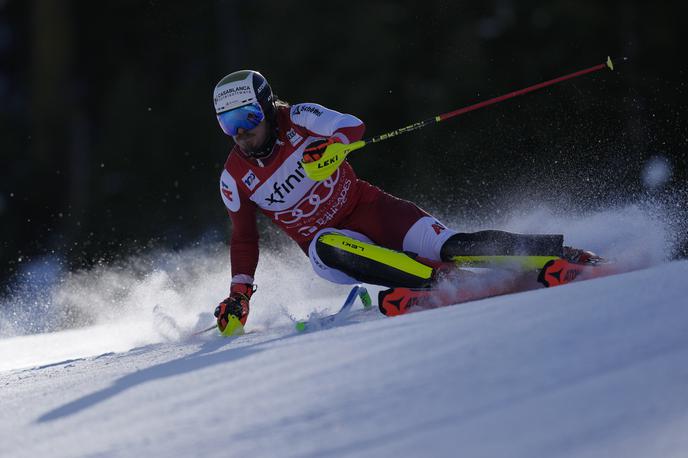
top-left (1, 0), bottom-right (687, 288)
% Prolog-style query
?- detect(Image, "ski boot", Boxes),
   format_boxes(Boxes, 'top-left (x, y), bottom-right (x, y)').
top-left (562, 246), bottom-right (605, 265)
top-left (378, 261), bottom-right (535, 316)
top-left (538, 246), bottom-right (606, 287)
top-left (377, 260), bottom-right (463, 316)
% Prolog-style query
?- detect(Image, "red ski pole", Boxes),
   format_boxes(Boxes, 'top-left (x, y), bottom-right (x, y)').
top-left (367, 56), bottom-right (620, 144)
top-left (303, 57), bottom-right (623, 181)
top-left (436, 56), bottom-right (618, 122)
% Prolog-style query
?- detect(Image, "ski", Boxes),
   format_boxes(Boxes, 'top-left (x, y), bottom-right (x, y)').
top-left (295, 285), bottom-right (372, 332)
top-left (379, 259), bottom-right (626, 316)
top-left (537, 258), bottom-right (621, 287)
top-left (378, 279), bottom-right (542, 316)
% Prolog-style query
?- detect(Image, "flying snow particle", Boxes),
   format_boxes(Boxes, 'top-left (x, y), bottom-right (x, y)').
top-left (641, 155), bottom-right (672, 189)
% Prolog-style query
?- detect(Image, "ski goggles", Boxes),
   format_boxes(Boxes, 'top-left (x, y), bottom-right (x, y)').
top-left (216, 102), bottom-right (265, 136)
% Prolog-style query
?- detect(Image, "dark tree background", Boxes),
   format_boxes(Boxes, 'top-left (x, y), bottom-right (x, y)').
top-left (1, 0), bottom-right (687, 288)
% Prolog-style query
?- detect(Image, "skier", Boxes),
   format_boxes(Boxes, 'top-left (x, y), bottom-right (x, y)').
top-left (212, 70), bottom-right (599, 335)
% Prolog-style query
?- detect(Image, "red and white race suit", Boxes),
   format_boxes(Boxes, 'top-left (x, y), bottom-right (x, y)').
top-left (220, 103), bottom-right (455, 284)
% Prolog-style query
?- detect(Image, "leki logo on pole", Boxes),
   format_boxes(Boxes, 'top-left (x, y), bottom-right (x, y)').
top-left (318, 155), bottom-right (339, 168)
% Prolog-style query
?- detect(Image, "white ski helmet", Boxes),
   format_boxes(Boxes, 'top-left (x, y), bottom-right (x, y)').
top-left (213, 70), bottom-right (275, 132)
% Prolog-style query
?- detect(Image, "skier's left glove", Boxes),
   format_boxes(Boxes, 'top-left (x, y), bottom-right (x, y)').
top-left (301, 137), bottom-right (341, 163)
top-left (214, 283), bottom-right (255, 335)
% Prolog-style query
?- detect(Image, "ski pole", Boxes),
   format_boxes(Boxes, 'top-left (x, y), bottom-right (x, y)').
top-left (302, 56), bottom-right (622, 181)
top-left (191, 324), bottom-right (217, 336)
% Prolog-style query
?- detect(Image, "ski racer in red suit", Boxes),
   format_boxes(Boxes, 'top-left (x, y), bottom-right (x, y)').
top-left (212, 70), bottom-right (599, 334)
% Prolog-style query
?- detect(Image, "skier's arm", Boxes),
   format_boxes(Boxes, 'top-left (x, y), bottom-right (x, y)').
top-left (215, 209), bottom-right (257, 336)
top-left (217, 168), bottom-right (258, 335)
top-left (228, 204), bottom-right (259, 283)
top-left (220, 169), bottom-right (259, 283)
top-left (290, 103), bottom-right (365, 144)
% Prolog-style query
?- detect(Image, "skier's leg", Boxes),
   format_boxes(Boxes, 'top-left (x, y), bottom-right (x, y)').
top-left (401, 216), bottom-right (457, 260)
top-left (314, 183), bottom-right (461, 286)
top-left (308, 228), bottom-right (374, 285)
top-left (320, 182), bottom-right (565, 284)
top-left (440, 230), bottom-right (564, 259)
top-left (339, 182), bottom-right (457, 261)
top-left (308, 228), bottom-right (435, 288)
top-left (340, 182), bottom-right (582, 267)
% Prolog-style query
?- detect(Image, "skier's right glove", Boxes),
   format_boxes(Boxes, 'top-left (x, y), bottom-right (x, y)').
top-left (301, 137), bottom-right (341, 163)
top-left (214, 283), bottom-right (255, 336)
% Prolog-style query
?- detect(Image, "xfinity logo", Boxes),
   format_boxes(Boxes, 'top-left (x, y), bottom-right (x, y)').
top-left (265, 162), bottom-right (307, 205)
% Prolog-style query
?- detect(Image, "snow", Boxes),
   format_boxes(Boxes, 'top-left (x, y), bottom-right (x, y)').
top-left (1, 202), bottom-right (686, 457)
top-left (2, 260), bottom-right (688, 458)
top-left (642, 155), bottom-right (673, 189)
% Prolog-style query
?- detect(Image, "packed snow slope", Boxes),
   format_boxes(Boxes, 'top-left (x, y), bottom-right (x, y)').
top-left (2, 259), bottom-right (688, 458)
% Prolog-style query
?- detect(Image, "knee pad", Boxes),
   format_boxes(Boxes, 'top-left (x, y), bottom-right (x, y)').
top-left (315, 233), bottom-right (434, 288)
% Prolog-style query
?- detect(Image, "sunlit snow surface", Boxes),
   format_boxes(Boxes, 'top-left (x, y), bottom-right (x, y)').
top-left (1, 204), bottom-right (687, 457)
